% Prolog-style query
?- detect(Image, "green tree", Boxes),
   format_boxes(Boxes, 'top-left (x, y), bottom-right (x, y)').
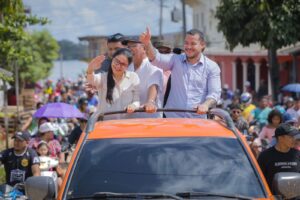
top-left (0, 0), bottom-right (47, 80)
top-left (18, 30), bottom-right (59, 85)
top-left (216, 0), bottom-right (300, 99)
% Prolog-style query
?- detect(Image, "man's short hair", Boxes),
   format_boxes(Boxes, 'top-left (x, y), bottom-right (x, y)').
top-left (186, 29), bottom-right (205, 41)
top-left (229, 104), bottom-right (243, 111)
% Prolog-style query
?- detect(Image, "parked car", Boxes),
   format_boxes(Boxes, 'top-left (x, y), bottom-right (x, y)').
top-left (25, 109), bottom-right (300, 200)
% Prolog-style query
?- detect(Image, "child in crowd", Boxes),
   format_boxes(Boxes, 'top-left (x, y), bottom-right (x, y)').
top-left (37, 141), bottom-right (58, 171)
top-left (259, 109), bottom-right (283, 143)
top-left (37, 141), bottom-right (49, 157)
top-left (37, 141), bottom-right (61, 188)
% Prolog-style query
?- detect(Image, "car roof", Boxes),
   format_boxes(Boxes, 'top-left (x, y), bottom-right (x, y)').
top-left (88, 118), bottom-right (236, 140)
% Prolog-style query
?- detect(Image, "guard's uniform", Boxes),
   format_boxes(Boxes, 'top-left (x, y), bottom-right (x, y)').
top-left (0, 148), bottom-right (40, 186)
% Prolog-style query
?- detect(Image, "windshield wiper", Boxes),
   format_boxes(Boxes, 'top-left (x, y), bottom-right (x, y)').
top-left (176, 192), bottom-right (253, 200)
top-left (68, 192), bottom-right (183, 200)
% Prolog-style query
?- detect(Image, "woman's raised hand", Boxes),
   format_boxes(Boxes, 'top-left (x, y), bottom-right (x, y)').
top-left (87, 55), bottom-right (106, 72)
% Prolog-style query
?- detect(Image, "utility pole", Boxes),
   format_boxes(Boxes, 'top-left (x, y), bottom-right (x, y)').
top-left (159, 0), bottom-right (163, 40)
top-left (0, 11), bottom-right (9, 149)
top-left (60, 53), bottom-right (63, 80)
top-left (14, 61), bottom-right (20, 130)
top-left (181, 0), bottom-right (187, 42)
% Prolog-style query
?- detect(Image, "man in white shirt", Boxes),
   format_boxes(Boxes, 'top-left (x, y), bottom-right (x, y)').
top-left (122, 37), bottom-right (164, 118)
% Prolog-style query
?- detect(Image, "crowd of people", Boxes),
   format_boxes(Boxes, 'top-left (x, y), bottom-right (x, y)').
top-left (0, 26), bottom-right (299, 196)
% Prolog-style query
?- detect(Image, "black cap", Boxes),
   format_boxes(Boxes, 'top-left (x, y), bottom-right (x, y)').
top-left (107, 33), bottom-right (124, 43)
top-left (121, 36), bottom-right (141, 45)
top-left (173, 47), bottom-right (184, 55)
top-left (275, 123), bottom-right (300, 137)
top-left (153, 41), bottom-right (172, 49)
top-left (12, 131), bottom-right (31, 141)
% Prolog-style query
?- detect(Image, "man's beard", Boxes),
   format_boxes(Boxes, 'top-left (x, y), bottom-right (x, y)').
top-left (186, 52), bottom-right (199, 60)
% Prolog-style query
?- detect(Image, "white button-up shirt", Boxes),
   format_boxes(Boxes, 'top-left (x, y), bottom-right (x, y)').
top-left (128, 58), bottom-right (164, 118)
top-left (87, 71), bottom-right (140, 119)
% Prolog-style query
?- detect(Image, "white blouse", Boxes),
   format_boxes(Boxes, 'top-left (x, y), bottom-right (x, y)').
top-left (87, 71), bottom-right (140, 119)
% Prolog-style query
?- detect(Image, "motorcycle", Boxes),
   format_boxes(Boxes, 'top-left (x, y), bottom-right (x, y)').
top-left (0, 183), bottom-right (26, 200)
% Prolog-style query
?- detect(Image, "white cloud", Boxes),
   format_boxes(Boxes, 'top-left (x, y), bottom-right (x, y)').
top-left (48, 0), bottom-right (68, 9)
top-left (79, 7), bottom-right (98, 23)
top-left (23, 0), bottom-right (191, 42)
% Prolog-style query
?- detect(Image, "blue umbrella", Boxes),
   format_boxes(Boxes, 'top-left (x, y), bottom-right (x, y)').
top-left (281, 83), bottom-right (300, 93)
top-left (33, 102), bottom-right (86, 118)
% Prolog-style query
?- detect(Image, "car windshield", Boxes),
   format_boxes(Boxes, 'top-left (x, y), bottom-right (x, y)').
top-left (66, 137), bottom-right (266, 199)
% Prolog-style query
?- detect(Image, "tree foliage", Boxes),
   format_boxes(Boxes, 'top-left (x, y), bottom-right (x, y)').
top-left (216, 0), bottom-right (300, 50)
top-left (18, 30), bottom-right (59, 83)
top-left (0, 0), bottom-right (51, 82)
top-left (215, 0), bottom-right (300, 97)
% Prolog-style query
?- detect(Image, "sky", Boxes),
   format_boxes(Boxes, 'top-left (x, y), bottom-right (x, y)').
top-left (23, 0), bottom-right (193, 43)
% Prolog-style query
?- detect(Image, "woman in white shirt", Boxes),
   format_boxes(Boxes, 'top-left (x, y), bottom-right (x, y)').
top-left (86, 48), bottom-right (140, 119)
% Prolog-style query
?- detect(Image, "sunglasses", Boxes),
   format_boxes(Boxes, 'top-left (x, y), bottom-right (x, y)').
top-left (107, 33), bottom-right (123, 43)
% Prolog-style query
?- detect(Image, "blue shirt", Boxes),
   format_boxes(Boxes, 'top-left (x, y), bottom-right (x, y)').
top-left (152, 51), bottom-right (221, 118)
top-left (251, 107), bottom-right (272, 129)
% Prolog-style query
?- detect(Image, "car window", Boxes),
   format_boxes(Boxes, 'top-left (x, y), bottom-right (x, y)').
top-left (66, 137), bottom-right (265, 199)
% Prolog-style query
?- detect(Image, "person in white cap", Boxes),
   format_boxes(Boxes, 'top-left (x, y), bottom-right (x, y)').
top-left (38, 122), bottom-right (63, 163)
top-left (0, 131), bottom-right (40, 186)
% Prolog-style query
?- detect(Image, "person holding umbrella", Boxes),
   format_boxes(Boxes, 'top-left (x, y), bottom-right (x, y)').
top-left (86, 48), bottom-right (140, 119)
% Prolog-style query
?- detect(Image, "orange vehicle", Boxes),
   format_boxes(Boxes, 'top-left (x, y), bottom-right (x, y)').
top-left (25, 109), bottom-right (300, 200)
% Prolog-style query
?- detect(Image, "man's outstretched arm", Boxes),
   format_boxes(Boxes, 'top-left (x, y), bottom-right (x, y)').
top-left (140, 27), bottom-right (156, 61)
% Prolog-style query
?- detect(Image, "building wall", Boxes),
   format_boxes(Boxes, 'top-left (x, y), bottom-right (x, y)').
top-left (79, 36), bottom-right (107, 60)
top-left (188, 0), bottom-right (225, 48)
top-left (186, 0), bottom-right (300, 96)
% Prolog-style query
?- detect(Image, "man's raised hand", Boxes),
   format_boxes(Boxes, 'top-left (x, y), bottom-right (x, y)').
top-left (139, 27), bottom-right (152, 46)
top-left (88, 55), bottom-right (106, 71)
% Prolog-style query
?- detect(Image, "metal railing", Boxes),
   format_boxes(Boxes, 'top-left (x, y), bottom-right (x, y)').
top-left (85, 108), bottom-right (236, 135)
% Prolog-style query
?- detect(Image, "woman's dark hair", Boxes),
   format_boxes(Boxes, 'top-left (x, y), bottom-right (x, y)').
top-left (106, 48), bottom-right (132, 104)
top-left (38, 117), bottom-right (50, 126)
top-left (36, 102), bottom-right (44, 109)
top-left (268, 109), bottom-right (283, 124)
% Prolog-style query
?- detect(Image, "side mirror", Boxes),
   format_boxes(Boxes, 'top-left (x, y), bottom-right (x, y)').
top-left (25, 176), bottom-right (57, 200)
top-left (272, 172), bottom-right (300, 200)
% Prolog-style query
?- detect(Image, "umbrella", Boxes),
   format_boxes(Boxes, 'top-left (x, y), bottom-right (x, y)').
top-left (281, 83), bottom-right (300, 93)
top-left (33, 102), bottom-right (86, 118)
